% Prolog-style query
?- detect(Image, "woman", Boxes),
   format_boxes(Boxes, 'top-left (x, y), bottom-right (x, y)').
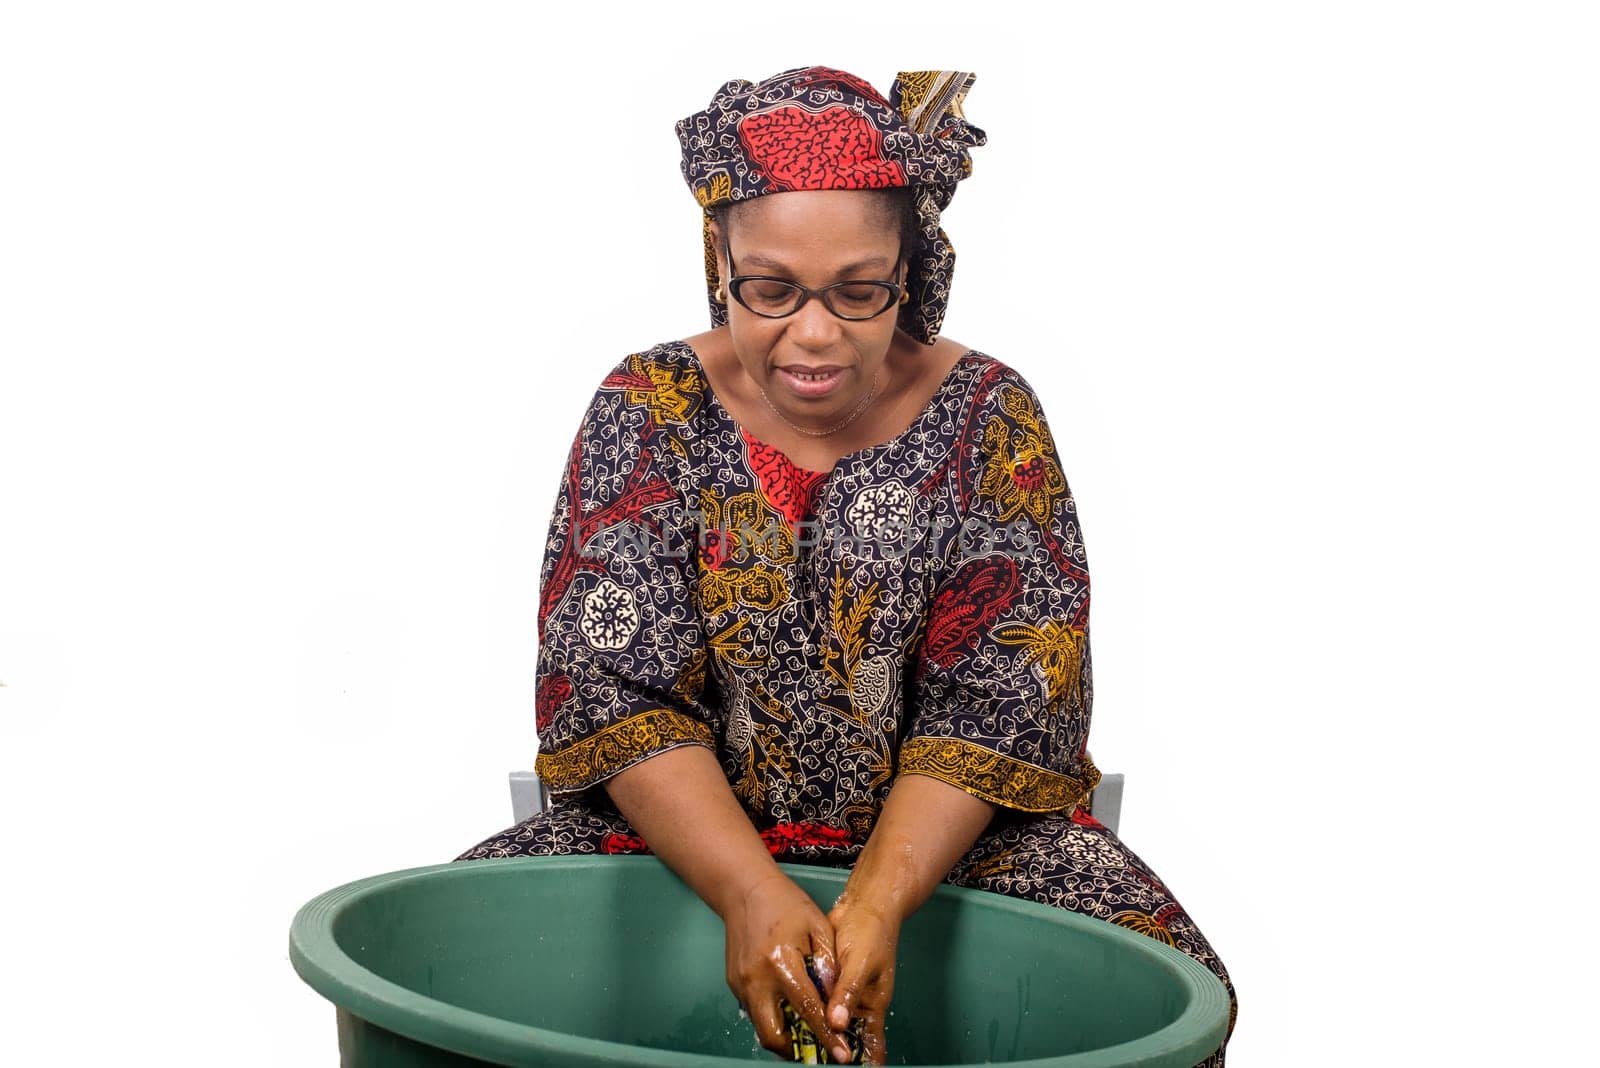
top-left (455, 66), bottom-right (1237, 1066)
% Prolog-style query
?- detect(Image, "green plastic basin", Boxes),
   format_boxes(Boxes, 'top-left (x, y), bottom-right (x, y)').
top-left (290, 856), bottom-right (1228, 1066)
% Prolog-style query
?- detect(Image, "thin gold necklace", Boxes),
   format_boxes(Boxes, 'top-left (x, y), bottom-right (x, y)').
top-left (757, 367), bottom-right (883, 437)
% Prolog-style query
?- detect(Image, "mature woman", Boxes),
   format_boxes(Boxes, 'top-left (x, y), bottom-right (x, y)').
top-left (455, 66), bottom-right (1237, 1066)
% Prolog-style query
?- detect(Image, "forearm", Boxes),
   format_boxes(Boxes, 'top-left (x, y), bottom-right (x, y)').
top-left (602, 743), bottom-right (784, 921)
top-left (833, 772), bottom-right (997, 925)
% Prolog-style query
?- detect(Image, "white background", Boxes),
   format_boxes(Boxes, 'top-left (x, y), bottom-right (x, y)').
top-left (2, 2), bottom-right (1594, 1063)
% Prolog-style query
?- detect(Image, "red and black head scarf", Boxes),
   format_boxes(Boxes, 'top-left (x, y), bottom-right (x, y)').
top-left (675, 66), bottom-right (987, 346)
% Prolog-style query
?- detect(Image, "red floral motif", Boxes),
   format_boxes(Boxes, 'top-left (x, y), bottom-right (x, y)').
top-left (1068, 805), bottom-right (1106, 830)
top-left (537, 376), bottom-right (676, 644)
top-left (744, 430), bottom-right (827, 526)
top-left (739, 106), bottom-right (906, 192)
top-left (918, 555), bottom-right (1022, 675)
top-left (535, 674), bottom-right (573, 732)
top-left (1011, 453), bottom-right (1048, 493)
top-left (759, 821), bottom-right (857, 856)
top-left (600, 821), bottom-right (854, 858)
top-left (699, 525), bottom-right (734, 572)
top-left (601, 832), bottom-right (651, 855)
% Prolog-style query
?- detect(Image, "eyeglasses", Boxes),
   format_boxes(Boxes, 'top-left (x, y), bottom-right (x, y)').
top-left (722, 231), bottom-right (904, 321)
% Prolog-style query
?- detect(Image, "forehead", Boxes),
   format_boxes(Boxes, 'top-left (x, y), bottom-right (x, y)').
top-left (724, 191), bottom-right (899, 273)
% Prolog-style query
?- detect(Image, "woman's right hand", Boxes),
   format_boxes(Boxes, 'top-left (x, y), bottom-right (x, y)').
top-left (725, 870), bottom-right (854, 1064)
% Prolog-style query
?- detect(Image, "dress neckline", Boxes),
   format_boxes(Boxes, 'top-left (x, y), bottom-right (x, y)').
top-left (673, 338), bottom-right (979, 478)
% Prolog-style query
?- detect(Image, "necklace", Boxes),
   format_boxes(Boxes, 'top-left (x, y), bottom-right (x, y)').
top-left (757, 367), bottom-right (884, 438)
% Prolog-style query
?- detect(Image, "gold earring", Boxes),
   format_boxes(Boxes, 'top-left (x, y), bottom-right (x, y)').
top-left (715, 283), bottom-right (727, 303)
top-left (899, 288), bottom-right (910, 305)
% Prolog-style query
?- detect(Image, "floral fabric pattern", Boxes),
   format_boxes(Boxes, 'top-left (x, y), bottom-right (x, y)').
top-left (455, 339), bottom-right (1236, 1062)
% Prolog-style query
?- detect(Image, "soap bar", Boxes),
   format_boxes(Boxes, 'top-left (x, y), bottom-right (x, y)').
top-left (782, 953), bottom-right (865, 1064)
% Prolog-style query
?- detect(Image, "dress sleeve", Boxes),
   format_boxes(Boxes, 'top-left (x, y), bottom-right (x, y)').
top-left (531, 357), bottom-right (716, 801)
top-left (898, 366), bottom-right (1102, 814)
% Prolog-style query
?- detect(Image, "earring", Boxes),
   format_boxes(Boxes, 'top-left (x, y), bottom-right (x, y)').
top-left (715, 283), bottom-right (727, 303)
top-left (899, 288), bottom-right (910, 305)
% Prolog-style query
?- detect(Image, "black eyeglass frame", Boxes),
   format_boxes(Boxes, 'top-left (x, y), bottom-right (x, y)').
top-left (721, 231), bottom-right (906, 322)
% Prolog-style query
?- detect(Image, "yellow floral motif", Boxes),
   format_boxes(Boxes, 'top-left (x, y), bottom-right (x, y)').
top-left (700, 564), bottom-right (790, 616)
top-left (892, 70), bottom-right (972, 132)
top-left (897, 737), bottom-right (1097, 814)
top-left (1082, 750), bottom-right (1103, 796)
top-left (707, 617), bottom-right (764, 670)
top-left (727, 679), bottom-right (799, 811)
top-left (963, 845), bottom-right (1020, 882)
top-left (535, 708), bottom-right (714, 794)
top-left (1109, 910), bottom-right (1177, 948)
top-left (695, 486), bottom-right (720, 530)
top-left (892, 70), bottom-right (940, 124)
top-left (730, 721), bottom-right (800, 813)
top-left (822, 569), bottom-right (881, 705)
top-left (975, 384), bottom-right (1069, 526)
top-left (748, 677), bottom-right (794, 725)
top-left (992, 618), bottom-right (1086, 707)
top-left (673, 645), bottom-right (709, 705)
top-left (839, 798), bottom-right (881, 841)
top-left (694, 172), bottom-right (733, 209)
top-left (725, 491), bottom-right (798, 566)
top-left (694, 488), bottom-right (793, 616)
top-left (702, 217), bottom-right (719, 289)
top-left (624, 355), bottom-right (704, 426)
top-left (737, 568), bottom-right (788, 611)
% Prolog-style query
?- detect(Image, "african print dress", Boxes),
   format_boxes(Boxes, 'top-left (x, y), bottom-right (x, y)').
top-left (454, 339), bottom-right (1238, 1063)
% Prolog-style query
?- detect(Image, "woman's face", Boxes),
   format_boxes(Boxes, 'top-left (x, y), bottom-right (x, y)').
top-left (710, 189), bottom-right (910, 433)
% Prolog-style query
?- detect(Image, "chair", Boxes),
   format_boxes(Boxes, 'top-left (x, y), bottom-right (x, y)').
top-left (509, 764), bottom-right (1124, 835)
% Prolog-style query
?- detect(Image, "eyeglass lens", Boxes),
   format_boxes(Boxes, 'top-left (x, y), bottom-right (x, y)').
top-left (736, 279), bottom-right (898, 319)
top-left (724, 231), bottom-right (900, 320)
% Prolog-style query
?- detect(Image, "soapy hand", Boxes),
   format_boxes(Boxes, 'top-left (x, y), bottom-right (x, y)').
top-left (724, 871), bottom-right (854, 1063)
top-left (825, 897), bottom-right (900, 1066)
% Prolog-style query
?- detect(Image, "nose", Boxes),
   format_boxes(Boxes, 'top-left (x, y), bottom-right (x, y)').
top-left (786, 291), bottom-right (846, 350)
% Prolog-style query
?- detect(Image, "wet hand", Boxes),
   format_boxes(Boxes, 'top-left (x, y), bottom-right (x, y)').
top-left (725, 872), bottom-right (854, 1063)
top-left (825, 897), bottom-right (901, 1066)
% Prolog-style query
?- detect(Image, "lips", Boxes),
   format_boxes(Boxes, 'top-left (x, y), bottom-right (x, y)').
top-left (777, 365), bottom-right (847, 397)
top-left (781, 365), bottom-right (845, 374)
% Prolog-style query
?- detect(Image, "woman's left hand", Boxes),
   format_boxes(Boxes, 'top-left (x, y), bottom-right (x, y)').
top-left (824, 897), bottom-right (901, 1065)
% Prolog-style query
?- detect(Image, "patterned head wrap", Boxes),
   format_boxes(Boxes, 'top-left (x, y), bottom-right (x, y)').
top-left (675, 66), bottom-right (987, 346)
